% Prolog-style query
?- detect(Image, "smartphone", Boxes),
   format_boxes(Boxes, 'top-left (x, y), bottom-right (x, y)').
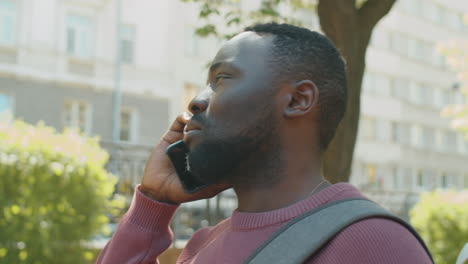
top-left (166, 140), bottom-right (210, 194)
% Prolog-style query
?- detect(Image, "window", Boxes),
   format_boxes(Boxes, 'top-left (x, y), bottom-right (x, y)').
top-left (183, 83), bottom-right (199, 110)
top-left (362, 73), bottom-right (376, 94)
top-left (392, 122), bottom-right (411, 145)
top-left (0, 93), bottom-right (13, 121)
top-left (412, 125), bottom-right (423, 148)
top-left (371, 29), bottom-right (390, 50)
top-left (120, 109), bottom-right (138, 142)
top-left (420, 85), bottom-right (433, 106)
top-left (393, 78), bottom-right (410, 99)
top-left (456, 134), bottom-right (465, 154)
top-left (422, 2), bottom-right (439, 23)
top-left (67, 14), bottom-right (94, 58)
top-left (432, 52), bottom-right (445, 68)
top-left (422, 127), bottom-right (435, 149)
top-left (400, 0), bottom-right (420, 14)
top-left (434, 88), bottom-right (445, 108)
top-left (440, 172), bottom-right (449, 189)
top-left (390, 33), bottom-right (408, 56)
top-left (185, 27), bottom-right (199, 56)
top-left (375, 120), bottom-right (390, 141)
top-left (440, 172), bottom-right (456, 189)
top-left (391, 122), bottom-right (399, 143)
top-left (63, 101), bottom-right (92, 134)
top-left (0, 0), bottom-right (16, 45)
top-left (455, 92), bottom-right (465, 105)
top-left (374, 75), bottom-right (391, 96)
top-left (444, 131), bottom-right (457, 152)
top-left (442, 89), bottom-right (454, 106)
top-left (408, 39), bottom-right (423, 60)
top-left (360, 117), bottom-right (376, 140)
top-left (120, 25), bottom-right (135, 64)
top-left (416, 169), bottom-right (424, 188)
top-left (464, 174), bottom-right (468, 189)
top-left (416, 169), bottom-right (435, 190)
top-left (401, 168), bottom-right (413, 191)
top-left (447, 10), bottom-right (462, 30)
top-left (391, 167), bottom-right (399, 190)
top-left (409, 82), bottom-right (422, 104)
top-left (420, 42), bottom-right (433, 64)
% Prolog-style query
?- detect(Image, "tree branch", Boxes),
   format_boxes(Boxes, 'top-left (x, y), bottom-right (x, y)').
top-left (317, 0), bottom-right (358, 48)
top-left (357, 0), bottom-right (396, 30)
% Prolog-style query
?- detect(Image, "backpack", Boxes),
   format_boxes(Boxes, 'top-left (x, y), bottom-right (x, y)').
top-left (244, 198), bottom-right (434, 264)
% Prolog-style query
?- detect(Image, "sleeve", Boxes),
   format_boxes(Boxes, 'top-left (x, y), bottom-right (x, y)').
top-left (96, 185), bottom-right (180, 264)
top-left (305, 218), bottom-right (433, 264)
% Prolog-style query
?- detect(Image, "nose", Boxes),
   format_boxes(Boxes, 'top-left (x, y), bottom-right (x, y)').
top-left (188, 89), bottom-right (210, 114)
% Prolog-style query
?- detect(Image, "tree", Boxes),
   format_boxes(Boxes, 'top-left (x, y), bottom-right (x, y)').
top-left (182, 0), bottom-right (397, 183)
top-left (410, 190), bottom-right (468, 264)
top-left (0, 121), bottom-right (123, 263)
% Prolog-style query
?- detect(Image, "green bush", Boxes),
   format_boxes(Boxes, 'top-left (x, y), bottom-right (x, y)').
top-left (0, 121), bottom-right (123, 264)
top-left (410, 190), bottom-right (468, 264)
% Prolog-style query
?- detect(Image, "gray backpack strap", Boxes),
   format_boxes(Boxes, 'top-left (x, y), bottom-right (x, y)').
top-left (244, 198), bottom-right (433, 264)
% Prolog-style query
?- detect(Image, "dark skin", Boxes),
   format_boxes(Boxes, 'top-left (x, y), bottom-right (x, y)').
top-left (141, 32), bottom-right (330, 212)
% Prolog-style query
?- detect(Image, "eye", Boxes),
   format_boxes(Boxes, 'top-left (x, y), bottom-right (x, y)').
top-left (214, 74), bottom-right (231, 84)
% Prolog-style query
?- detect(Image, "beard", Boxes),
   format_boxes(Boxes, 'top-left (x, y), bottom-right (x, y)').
top-left (186, 109), bottom-right (279, 186)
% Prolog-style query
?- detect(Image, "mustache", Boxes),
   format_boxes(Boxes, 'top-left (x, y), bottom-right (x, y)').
top-left (190, 114), bottom-right (209, 128)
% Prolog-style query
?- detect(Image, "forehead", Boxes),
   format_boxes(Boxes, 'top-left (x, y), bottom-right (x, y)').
top-left (211, 32), bottom-right (273, 67)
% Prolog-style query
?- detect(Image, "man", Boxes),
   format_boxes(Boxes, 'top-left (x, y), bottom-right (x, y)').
top-left (97, 23), bottom-right (432, 263)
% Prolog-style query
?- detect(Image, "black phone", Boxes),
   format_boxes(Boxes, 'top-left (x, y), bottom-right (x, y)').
top-left (166, 140), bottom-right (210, 194)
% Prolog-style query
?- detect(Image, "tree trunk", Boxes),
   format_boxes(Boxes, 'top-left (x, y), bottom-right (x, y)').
top-left (318, 0), bottom-right (396, 183)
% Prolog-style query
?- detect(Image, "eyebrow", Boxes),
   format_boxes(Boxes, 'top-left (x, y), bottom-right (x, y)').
top-left (206, 61), bottom-right (241, 83)
top-left (208, 62), bottom-right (225, 73)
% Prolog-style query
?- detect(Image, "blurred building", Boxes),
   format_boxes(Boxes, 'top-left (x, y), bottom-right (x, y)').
top-left (352, 0), bottom-right (468, 217)
top-left (0, 0), bottom-right (171, 191)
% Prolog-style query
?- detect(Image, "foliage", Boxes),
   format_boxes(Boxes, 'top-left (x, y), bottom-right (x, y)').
top-left (410, 190), bottom-right (468, 264)
top-left (438, 32), bottom-right (468, 137)
top-left (0, 121), bottom-right (123, 264)
top-left (182, 0), bottom-right (307, 40)
top-left (182, 0), bottom-right (376, 40)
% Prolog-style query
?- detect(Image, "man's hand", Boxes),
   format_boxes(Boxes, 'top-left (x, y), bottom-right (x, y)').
top-left (140, 113), bottom-right (232, 204)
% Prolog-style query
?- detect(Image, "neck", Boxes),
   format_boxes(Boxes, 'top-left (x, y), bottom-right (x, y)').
top-left (232, 150), bottom-right (326, 213)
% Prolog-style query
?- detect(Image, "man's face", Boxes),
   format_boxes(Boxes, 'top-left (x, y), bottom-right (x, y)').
top-left (183, 32), bottom-right (281, 185)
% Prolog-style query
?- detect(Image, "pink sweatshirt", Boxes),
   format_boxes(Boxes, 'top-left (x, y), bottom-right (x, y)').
top-left (97, 183), bottom-right (432, 263)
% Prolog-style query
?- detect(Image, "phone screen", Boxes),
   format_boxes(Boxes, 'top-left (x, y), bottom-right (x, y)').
top-left (166, 140), bottom-right (210, 194)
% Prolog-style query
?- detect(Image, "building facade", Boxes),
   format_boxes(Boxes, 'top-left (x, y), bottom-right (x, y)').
top-left (349, 0), bottom-right (468, 217)
top-left (0, 0), bottom-right (172, 190)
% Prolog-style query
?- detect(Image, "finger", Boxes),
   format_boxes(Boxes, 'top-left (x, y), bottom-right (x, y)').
top-left (161, 112), bottom-right (192, 144)
top-left (168, 112), bottom-right (192, 133)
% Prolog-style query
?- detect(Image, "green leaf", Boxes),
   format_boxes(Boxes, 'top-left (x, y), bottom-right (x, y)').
top-left (199, 3), bottom-right (220, 18)
top-left (195, 24), bottom-right (218, 37)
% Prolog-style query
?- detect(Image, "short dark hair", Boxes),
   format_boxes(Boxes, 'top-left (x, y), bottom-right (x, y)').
top-left (244, 22), bottom-right (347, 150)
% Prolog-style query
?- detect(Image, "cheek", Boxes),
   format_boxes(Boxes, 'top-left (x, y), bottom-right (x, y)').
top-left (209, 89), bottom-right (263, 123)
top-left (208, 97), bottom-right (273, 139)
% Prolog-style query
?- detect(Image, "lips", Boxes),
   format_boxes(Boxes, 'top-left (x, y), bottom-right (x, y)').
top-left (184, 121), bottom-right (202, 134)
top-left (183, 121), bottom-right (203, 144)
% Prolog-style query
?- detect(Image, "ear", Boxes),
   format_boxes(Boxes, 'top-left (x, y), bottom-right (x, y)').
top-left (283, 80), bottom-right (319, 118)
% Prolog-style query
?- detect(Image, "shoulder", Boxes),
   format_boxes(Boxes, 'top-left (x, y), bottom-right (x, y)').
top-left (178, 218), bottom-right (231, 259)
top-left (308, 217), bottom-right (432, 264)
